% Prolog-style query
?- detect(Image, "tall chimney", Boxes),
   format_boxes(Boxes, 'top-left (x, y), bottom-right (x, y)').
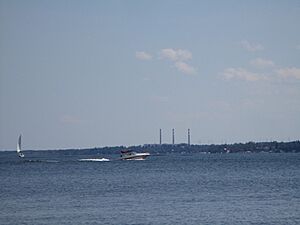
top-left (172, 128), bottom-right (175, 145)
top-left (188, 129), bottom-right (190, 145)
top-left (159, 129), bottom-right (162, 145)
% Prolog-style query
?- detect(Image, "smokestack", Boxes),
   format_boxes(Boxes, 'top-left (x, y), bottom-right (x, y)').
top-left (172, 129), bottom-right (175, 145)
top-left (188, 129), bottom-right (190, 145)
top-left (159, 129), bottom-right (162, 145)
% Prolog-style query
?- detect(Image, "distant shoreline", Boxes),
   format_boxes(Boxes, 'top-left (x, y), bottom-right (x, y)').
top-left (1, 140), bottom-right (300, 153)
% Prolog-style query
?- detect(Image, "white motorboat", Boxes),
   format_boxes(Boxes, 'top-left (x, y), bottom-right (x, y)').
top-left (120, 150), bottom-right (150, 160)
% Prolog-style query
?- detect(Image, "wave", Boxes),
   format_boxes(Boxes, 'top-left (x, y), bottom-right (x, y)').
top-left (24, 159), bottom-right (59, 163)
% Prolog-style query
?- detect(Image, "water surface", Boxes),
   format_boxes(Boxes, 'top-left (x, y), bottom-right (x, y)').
top-left (0, 152), bottom-right (299, 224)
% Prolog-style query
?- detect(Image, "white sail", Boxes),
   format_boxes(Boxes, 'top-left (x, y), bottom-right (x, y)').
top-left (17, 135), bottom-right (25, 158)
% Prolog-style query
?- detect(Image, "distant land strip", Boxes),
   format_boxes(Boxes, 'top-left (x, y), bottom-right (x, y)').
top-left (8, 140), bottom-right (300, 154)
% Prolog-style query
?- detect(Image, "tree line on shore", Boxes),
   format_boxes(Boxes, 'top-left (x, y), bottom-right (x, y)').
top-left (87, 140), bottom-right (300, 154)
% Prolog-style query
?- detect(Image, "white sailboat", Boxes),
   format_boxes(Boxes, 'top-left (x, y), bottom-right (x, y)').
top-left (17, 134), bottom-right (25, 158)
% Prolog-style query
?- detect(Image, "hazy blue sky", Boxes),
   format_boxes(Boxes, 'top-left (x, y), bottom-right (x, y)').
top-left (1, 0), bottom-right (300, 150)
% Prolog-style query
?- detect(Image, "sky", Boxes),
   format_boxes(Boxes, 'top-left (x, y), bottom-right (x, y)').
top-left (0, 0), bottom-right (300, 150)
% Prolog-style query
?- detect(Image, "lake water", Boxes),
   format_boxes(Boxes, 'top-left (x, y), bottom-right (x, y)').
top-left (0, 151), bottom-right (299, 225)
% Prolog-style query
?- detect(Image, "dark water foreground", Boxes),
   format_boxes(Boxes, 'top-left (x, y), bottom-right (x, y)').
top-left (0, 152), bottom-right (299, 225)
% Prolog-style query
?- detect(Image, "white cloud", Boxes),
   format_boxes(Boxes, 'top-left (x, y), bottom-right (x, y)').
top-left (222, 67), bottom-right (266, 81)
top-left (160, 48), bottom-right (192, 61)
top-left (276, 67), bottom-right (300, 80)
top-left (135, 51), bottom-right (152, 60)
top-left (136, 48), bottom-right (197, 75)
top-left (159, 48), bottom-right (196, 74)
top-left (250, 58), bottom-right (275, 68)
top-left (240, 40), bottom-right (264, 52)
top-left (175, 61), bottom-right (196, 75)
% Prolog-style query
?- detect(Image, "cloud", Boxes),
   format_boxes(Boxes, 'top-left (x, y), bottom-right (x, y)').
top-left (159, 48), bottom-right (196, 74)
top-left (297, 45), bottom-right (300, 50)
top-left (276, 67), bottom-right (300, 80)
top-left (222, 66), bottom-right (300, 83)
top-left (222, 67), bottom-right (266, 81)
top-left (136, 48), bottom-right (197, 75)
top-left (240, 40), bottom-right (264, 52)
top-left (160, 48), bottom-right (192, 61)
top-left (175, 61), bottom-right (196, 75)
top-left (135, 51), bottom-right (152, 60)
top-left (250, 58), bottom-right (275, 68)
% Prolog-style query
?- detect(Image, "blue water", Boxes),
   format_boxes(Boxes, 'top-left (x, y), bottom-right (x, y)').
top-left (0, 151), bottom-right (299, 225)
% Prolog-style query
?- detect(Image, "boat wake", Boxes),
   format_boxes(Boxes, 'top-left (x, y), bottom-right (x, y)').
top-left (23, 159), bottom-right (59, 163)
top-left (43, 160), bottom-right (60, 163)
top-left (78, 158), bottom-right (110, 162)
